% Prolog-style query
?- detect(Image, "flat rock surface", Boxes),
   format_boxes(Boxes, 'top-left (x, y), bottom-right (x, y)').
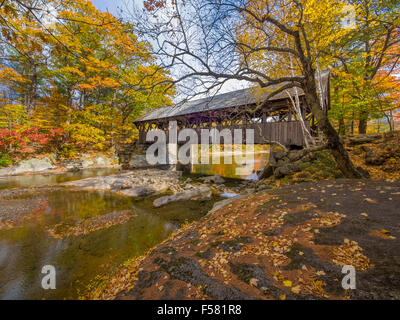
top-left (62, 169), bottom-right (182, 197)
top-left (153, 186), bottom-right (212, 208)
top-left (97, 179), bottom-right (400, 300)
top-left (0, 157), bottom-right (56, 176)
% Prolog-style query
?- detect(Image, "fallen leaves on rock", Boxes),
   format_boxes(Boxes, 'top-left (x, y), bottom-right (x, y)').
top-left (331, 239), bottom-right (374, 271)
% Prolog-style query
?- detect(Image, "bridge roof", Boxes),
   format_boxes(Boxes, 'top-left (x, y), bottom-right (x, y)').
top-left (134, 71), bottom-right (329, 123)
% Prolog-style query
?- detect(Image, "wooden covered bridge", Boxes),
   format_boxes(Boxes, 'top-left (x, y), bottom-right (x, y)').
top-left (134, 71), bottom-right (330, 147)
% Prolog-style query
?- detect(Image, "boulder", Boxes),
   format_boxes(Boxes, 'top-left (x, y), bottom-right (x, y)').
top-left (10, 158), bottom-right (56, 175)
top-left (95, 156), bottom-right (111, 167)
top-left (63, 169), bottom-right (181, 198)
top-left (0, 167), bottom-right (12, 176)
top-left (348, 134), bottom-right (381, 146)
top-left (274, 162), bottom-right (302, 179)
top-left (364, 147), bottom-right (386, 166)
top-left (120, 186), bottom-right (155, 198)
top-left (129, 154), bottom-right (148, 168)
top-left (208, 195), bottom-right (244, 215)
top-left (276, 157), bottom-right (290, 167)
top-left (272, 149), bottom-right (288, 160)
top-left (153, 186), bottom-right (212, 208)
top-left (257, 164), bottom-right (274, 180)
top-left (288, 150), bottom-right (307, 162)
top-left (111, 179), bottom-right (132, 191)
top-left (81, 160), bottom-right (94, 168)
top-left (356, 166), bottom-right (371, 179)
top-left (201, 175), bottom-right (225, 184)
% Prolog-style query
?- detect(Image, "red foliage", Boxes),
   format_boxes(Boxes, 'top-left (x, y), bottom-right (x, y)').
top-left (0, 125), bottom-right (66, 155)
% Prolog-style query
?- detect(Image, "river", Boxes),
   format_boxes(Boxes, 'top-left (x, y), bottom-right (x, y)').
top-left (0, 169), bottom-right (218, 300)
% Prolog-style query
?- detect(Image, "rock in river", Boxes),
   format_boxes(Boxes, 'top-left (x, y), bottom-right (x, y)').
top-left (62, 169), bottom-right (181, 198)
top-left (201, 174), bottom-right (225, 184)
top-left (0, 157), bottom-right (56, 176)
top-left (94, 156), bottom-right (112, 167)
top-left (153, 186), bottom-right (212, 208)
top-left (119, 186), bottom-right (156, 197)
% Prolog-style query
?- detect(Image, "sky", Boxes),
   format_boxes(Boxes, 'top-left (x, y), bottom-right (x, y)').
top-left (92, 0), bottom-right (139, 16)
top-left (91, 0), bottom-right (118, 15)
top-left (91, 0), bottom-right (247, 101)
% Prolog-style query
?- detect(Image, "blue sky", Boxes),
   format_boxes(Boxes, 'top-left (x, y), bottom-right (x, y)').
top-left (92, 0), bottom-right (119, 14)
top-left (92, 0), bottom-right (142, 16)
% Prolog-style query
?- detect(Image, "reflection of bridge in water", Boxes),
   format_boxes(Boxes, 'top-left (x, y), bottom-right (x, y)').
top-left (191, 146), bottom-right (270, 180)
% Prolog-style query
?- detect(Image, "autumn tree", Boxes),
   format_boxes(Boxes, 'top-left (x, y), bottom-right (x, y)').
top-left (0, 0), bottom-right (52, 116)
top-left (329, 0), bottom-right (400, 134)
top-left (44, 0), bottom-right (174, 150)
top-left (0, 0), bottom-right (174, 158)
top-left (136, 0), bottom-right (368, 178)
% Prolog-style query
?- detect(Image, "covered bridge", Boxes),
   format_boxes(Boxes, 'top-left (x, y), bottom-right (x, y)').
top-left (134, 71), bottom-right (330, 147)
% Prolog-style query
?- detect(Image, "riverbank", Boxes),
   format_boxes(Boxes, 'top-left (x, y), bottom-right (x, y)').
top-left (0, 153), bottom-right (119, 177)
top-left (2, 132), bottom-right (400, 300)
top-left (0, 167), bottom-right (240, 234)
top-left (87, 179), bottom-right (400, 300)
top-left (0, 169), bottom-right (223, 299)
top-left (83, 133), bottom-right (400, 300)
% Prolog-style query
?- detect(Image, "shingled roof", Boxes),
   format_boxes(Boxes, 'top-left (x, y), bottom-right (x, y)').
top-left (134, 71), bottom-right (329, 123)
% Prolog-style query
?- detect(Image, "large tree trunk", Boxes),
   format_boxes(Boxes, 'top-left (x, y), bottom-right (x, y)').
top-left (358, 110), bottom-right (369, 134)
top-left (319, 115), bottom-right (364, 178)
top-left (338, 115), bottom-right (346, 136)
top-left (303, 71), bottom-right (365, 179)
top-left (291, 28), bottom-right (365, 179)
top-left (25, 61), bottom-right (38, 116)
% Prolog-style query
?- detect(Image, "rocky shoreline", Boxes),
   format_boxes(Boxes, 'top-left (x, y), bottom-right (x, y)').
top-left (86, 179), bottom-right (400, 300)
top-left (0, 154), bottom-right (119, 177)
top-left (0, 166), bottom-right (247, 231)
top-left (62, 169), bottom-right (245, 210)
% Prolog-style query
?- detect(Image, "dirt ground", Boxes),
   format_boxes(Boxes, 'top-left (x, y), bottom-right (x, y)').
top-left (89, 179), bottom-right (400, 300)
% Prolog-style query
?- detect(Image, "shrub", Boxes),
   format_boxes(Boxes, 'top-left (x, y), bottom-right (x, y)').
top-left (0, 125), bottom-right (66, 156)
top-left (0, 153), bottom-right (12, 168)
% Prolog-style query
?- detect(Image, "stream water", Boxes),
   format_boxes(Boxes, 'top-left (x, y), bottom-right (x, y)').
top-left (191, 146), bottom-right (270, 180)
top-left (0, 170), bottom-right (218, 300)
top-left (0, 168), bottom-right (119, 190)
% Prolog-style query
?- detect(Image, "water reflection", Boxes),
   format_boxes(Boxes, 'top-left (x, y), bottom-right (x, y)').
top-left (192, 145), bottom-right (270, 179)
top-left (0, 189), bottom-right (217, 300)
top-left (0, 168), bottom-right (119, 190)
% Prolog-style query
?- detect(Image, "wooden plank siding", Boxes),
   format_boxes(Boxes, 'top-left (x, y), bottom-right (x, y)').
top-left (139, 120), bottom-right (309, 146)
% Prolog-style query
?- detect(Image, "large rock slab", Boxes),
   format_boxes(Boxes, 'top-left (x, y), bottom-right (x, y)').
top-left (61, 154), bottom-right (116, 171)
top-left (129, 154), bottom-right (148, 168)
top-left (63, 169), bottom-right (181, 198)
top-left (95, 156), bottom-right (112, 167)
top-left (106, 180), bottom-right (400, 301)
top-left (0, 167), bottom-right (12, 176)
top-left (208, 195), bottom-right (244, 215)
top-left (119, 186), bottom-right (156, 198)
top-left (153, 186), bottom-right (212, 208)
top-left (0, 158), bottom-right (56, 176)
top-left (201, 175), bottom-right (225, 184)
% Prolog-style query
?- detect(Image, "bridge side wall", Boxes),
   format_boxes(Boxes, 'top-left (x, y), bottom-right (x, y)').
top-left (138, 120), bottom-right (308, 147)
